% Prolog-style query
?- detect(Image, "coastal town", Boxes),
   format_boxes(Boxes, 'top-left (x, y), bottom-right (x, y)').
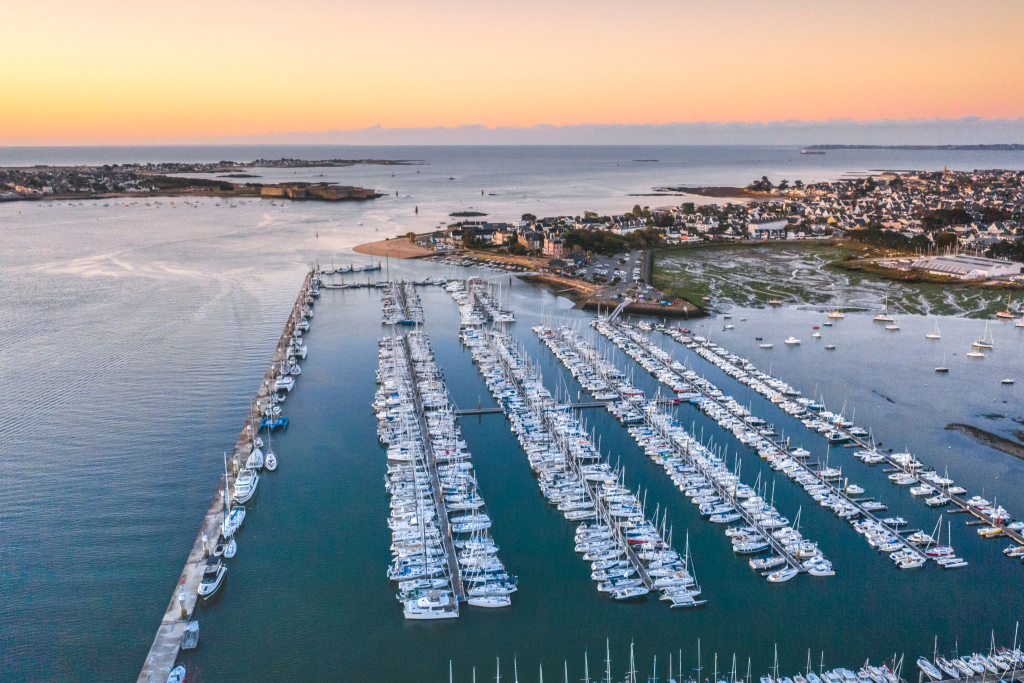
top-left (410, 168), bottom-right (1024, 285)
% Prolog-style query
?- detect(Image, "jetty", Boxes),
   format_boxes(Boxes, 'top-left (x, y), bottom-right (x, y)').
top-left (137, 269), bottom-right (316, 683)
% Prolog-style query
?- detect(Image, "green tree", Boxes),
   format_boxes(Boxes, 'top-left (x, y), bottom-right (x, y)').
top-left (462, 227), bottom-right (477, 248)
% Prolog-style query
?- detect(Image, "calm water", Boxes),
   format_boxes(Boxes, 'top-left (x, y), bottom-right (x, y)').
top-left (2, 146), bottom-right (1023, 682)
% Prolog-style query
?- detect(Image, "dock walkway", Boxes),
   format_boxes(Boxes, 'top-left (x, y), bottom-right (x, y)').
top-left (401, 335), bottom-right (465, 602)
top-left (455, 401), bottom-right (606, 416)
top-left (492, 337), bottom-right (654, 591)
top-left (137, 270), bottom-right (314, 683)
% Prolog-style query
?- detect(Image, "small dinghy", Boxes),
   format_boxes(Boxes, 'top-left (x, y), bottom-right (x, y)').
top-left (181, 621), bottom-right (199, 650)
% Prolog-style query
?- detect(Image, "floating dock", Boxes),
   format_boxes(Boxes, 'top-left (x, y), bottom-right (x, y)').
top-left (136, 270), bottom-right (315, 683)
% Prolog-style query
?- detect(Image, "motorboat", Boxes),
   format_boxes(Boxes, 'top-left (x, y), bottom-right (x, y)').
top-left (167, 665), bottom-right (186, 683)
top-left (760, 343), bottom-right (773, 349)
top-left (232, 468), bottom-right (259, 504)
top-left (197, 559), bottom-right (226, 599)
top-left (766, 567), bottom-right (799, 583)
top-left (784, 337), bottom-right (801, 345)
top-left (403, 590), bottom-right (459, 620)
top-left (917, 658), bottom-right (942, 681)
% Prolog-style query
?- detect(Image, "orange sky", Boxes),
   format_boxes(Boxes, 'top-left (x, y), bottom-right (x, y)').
top-left (2, 0), bottom-right (1023, 144)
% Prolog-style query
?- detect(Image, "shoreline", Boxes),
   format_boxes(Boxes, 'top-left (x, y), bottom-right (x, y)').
top-left (352, 237), bottom-right (435, 259)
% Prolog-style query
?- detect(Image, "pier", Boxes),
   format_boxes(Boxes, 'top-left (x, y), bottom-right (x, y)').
top-left (137, 270), bottom-right (315, 683)
top-left (455, 401), bottom-right (606, 416)
top-left (400, 334), bottom-right (466, 601)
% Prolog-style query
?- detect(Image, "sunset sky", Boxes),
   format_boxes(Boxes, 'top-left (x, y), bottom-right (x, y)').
top-left (2, 0), bottom-right (1023, 145)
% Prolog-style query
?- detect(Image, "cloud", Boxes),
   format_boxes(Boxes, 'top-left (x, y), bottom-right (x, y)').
top-left (188, 117), bottom-right (1024, 146)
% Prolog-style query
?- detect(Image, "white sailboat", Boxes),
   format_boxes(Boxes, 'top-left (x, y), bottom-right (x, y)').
top-left (972, 321), bottom-right (994, 349)
top-left (926, 320), bottom-right (941, 339)
top-left (874, 294), bottom-right (895, 323)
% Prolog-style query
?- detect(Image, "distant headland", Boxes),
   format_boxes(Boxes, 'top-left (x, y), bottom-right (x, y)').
top-left (806, 144), bottom-right (1024, 151)
top-left (0, 158), bottom-right (411, 202)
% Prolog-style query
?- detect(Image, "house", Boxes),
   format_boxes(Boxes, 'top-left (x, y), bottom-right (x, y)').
top-left (519, 231), bottom-right (542, 251)
top-left (543, 237), bottom-right (566, 259)
top-left (748, 218), bottom-right (788, 239)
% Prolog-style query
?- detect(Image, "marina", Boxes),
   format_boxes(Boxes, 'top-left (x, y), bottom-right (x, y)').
top-left (457, 319), bottom-right (703, 607)
top-left (593, 319), bottom-right (938, 568)
top-left (7, 147), bottom-right (1024, 683)
top-left (655, 324), bottom-right (1024, 559)
top-left (534, 322), bottom-right (826, 579)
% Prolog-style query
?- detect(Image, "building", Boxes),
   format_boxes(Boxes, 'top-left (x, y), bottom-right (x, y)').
top-left (908, 254), bottom-right (1024, 280)
top-left (519, 231), bottom-right (542, 251)
top-left (748, 218), bottom-right (788, 239)
top-left (543, 237), bottom-right (566, 259)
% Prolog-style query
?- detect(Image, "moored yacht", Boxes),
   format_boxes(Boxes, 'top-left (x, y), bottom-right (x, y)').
top-left (197, 558), bottom-right (226, 599)
top-left (232, 468), bottom-right (259, 504)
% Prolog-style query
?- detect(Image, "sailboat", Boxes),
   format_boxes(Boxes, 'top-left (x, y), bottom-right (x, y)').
top-left (885, 314), bottom-right (900, 331)
top-left (926, 320), bottom-right (941, 339)
top-left (1016, 313), bottom-right (1024, 328)
top-left (264, 422), bottom-right (278, 472)
top-left (972, 321), bottom-right (994, 349)
top-left (935, 353), bottom-right (949, 373)
top-left (827, 307), bottom-right (845, 319)
top-left (874, 294), bottom-right (895, 323)
top-left (995, 295), bottom-right (1015, 319)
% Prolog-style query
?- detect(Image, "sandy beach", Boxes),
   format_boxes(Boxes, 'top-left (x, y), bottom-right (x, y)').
top-left (352, 237), bottom-right (435, 259)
